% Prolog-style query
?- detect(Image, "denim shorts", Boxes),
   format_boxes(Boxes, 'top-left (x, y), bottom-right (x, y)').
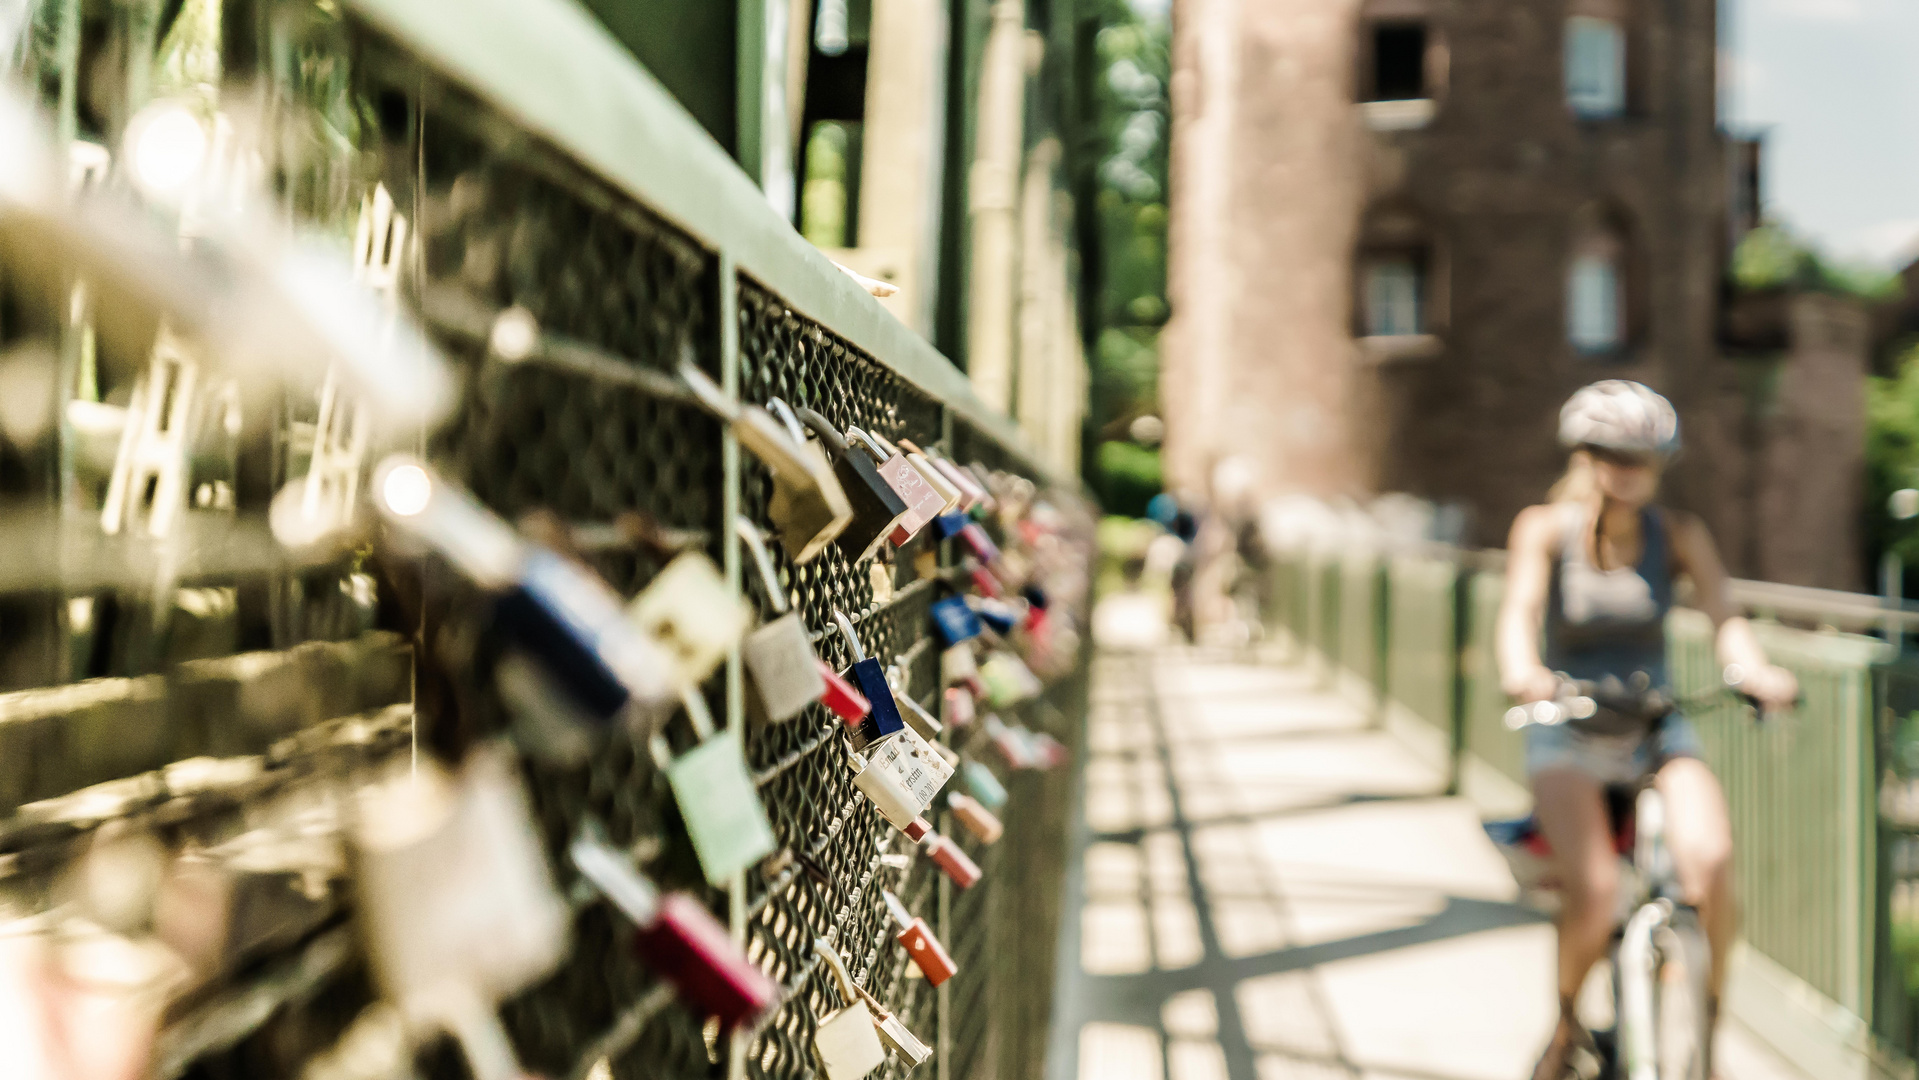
top-left (1524, 714), bottom-right (1704, 784)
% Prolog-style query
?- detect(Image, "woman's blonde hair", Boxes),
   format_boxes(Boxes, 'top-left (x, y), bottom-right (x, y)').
top-left (1549, 449), bottom-right (1597, 504)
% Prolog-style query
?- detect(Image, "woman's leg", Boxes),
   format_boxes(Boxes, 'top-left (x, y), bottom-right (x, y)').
top-left (1532, 767), bottom-right (1619, 1077)
top-left (1656, 756), bottom-right (1736, 999)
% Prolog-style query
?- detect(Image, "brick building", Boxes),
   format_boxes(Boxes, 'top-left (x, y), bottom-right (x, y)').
top-left (1163, 0), bottom-right (1866, 588)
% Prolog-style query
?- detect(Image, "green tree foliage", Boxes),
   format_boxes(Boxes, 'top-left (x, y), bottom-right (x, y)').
top-left (1867, 344), bottom-right (1919, 571)
top-left (1079, 1), bottom-right (1170, 515)
top-left (1733, 222), bottom-right (1904, 302)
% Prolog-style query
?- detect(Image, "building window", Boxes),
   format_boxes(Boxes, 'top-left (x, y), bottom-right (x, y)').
top-left (1365, 256), bottom-right (1423, 337)
top-left (1369, 23), bottom-right (1426, 101)
top-left (1565, 16), bottom-right (1625, 118)
top-left (1568, 254), bottom-right (1621, 352)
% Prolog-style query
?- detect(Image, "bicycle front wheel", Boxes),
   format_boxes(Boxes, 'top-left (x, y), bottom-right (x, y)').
top-left (1652, 909), bottom-right (1712, 1080)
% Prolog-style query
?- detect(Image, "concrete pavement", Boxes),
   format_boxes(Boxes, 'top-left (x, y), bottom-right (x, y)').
top-left (1045, 633), bottom-right (1807, 1080)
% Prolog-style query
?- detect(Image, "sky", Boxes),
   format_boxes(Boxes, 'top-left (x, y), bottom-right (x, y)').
top-left (1724, 0), bottom-right (1919, 269)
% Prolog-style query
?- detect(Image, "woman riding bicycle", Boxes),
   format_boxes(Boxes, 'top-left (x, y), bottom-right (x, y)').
top-left (1495, 380), bottom-right (1799, 1079)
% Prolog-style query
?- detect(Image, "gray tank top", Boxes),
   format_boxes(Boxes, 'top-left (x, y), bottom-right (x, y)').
top-left (1543, 503), bottom-right (1672, 689)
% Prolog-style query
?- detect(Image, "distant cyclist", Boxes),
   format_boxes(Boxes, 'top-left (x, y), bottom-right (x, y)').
top-left (1495, 381), bottom-right (1798, 1079)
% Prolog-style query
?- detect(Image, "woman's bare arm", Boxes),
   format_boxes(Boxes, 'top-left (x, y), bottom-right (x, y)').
top-left (1666, 512), bottom-right (1799, 706)
top-left (1497, 505), bottom-right (1563, 702)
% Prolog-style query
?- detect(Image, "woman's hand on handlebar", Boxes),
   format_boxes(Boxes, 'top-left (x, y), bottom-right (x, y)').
top-left (1727, 662), bottom-right (1799, 711)
top-left (1502, 664), bottom-right (1560, 705)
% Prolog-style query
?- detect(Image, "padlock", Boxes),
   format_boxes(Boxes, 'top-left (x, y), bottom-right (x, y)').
top-left (922, 831), bottom-right (982, 889)
top-left (970, 595), bottom-right (1023, 634)
top-left (847, 977), bottom-right (933, 1066)
top-left (680, 369), bottom-right (854, 565)
top-left (569, 824), bottom-right (778, 1029)
top-left (762, 397), bottom-right (856, 563)
top-left (821, 662), bottom-right (874, 727)
top-left (932, 511), bottom-right (972, 541)
top-left (894, 684), bottom-right (943, 743)
top-left (941, 640), bottom-right (982, 688)
top-left (269, 365), bottom-right (370, 550)
top-left (881, 890), bottom-right (957, 987)
top-left (795, 406), bottom-right (910, 561)
top-left (944, 686), bottom-right (978, 729)
top-left (847, 426), bottom-right (943, 545)
top-left (948, 792), bottom-right (1005, 844)
top-left (930, 594), bottom-right (983, 649)
top-left (737, 518), bottom-right (827, 722)
top-left (870, 547), bottom-right (897, 604)
top-left (373, 456), bottom-right (678, 737)
top-left (659, 690), bottom-right (778, 886)
top-left (893, 438), bottom-right (964, 514)
top-left (979, 649), bottom-right (1043, 706)
top-left (969, 562), bottom-right (1008, 600)
top-left (958, 521), bottom-right (1002, 564)
top-left (812, 938), bottom-right (888, 1080)
top-left (913, 448), bottom-right (986, 512)
top-left (984, 714), bottom-right (1038, 769)
top-left (960, 758), bottom-right (1008, 809)
top-left (350, 747), bottom-right (566, 1078)
top-left (850, 725), bottom-right (953, 834)
top-left (833, 609), bottom-right (904, 740)
top-left (626, 550), bottom-right (752, 690)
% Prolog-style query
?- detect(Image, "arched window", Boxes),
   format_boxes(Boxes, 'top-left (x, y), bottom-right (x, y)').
top-left (1565, 0), bottom-right (1627, 118)
top-left (1567, 206), bottom-right (1632, 354)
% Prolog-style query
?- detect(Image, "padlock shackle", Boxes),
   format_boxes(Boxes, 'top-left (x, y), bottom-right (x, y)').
top-left (832, 609), bottom-right (866, 663)
top-left (764, 397), bottom-right (808, 447)
top-left (735, 517), bottom-right (790, 615)
top-left (795, 406), bottom-right (853, 455)
top-left (845, 426), bottom-right (896, 463)
top-left (814, 937), bottom-right (862, 1006)
top-left (881, 889), bottom-right (913, 930)
top-left (678, 360), bottom-right (742, 423)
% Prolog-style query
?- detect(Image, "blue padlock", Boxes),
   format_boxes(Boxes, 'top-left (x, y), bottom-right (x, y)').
top-left (834, 609), bottom-right (904, 739)
top-left (931, 595), bottom-right (984, 648)
top-left (372, 456), bottom-right (676, 732)
top-left (933, 512), bottom-right (970, 540)
top-left (969, 597), bottom-right (1019, 636)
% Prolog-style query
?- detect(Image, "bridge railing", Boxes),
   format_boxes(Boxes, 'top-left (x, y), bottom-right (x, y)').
top-left (1268, 542), bottom-right (1906, 1078)
top-left (0, 1), bottom-right (1092, 1078)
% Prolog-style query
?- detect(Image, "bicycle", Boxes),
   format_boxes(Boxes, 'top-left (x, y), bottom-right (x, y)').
top-left (1487, 675), bottom-right (1767, 1080)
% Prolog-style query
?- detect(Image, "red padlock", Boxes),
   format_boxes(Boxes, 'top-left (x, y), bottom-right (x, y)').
top-left (820, 661), bottom-right (872, 726)
top-left (571, 832), bottom-right (778, 1030)
top-left (923, 831), bottom-right (981, 889)
top-left (948, 793), bottom-right (1004, 845)
top-left (883, 890), bottom-right (957, 986)
top-left (969, 564), bottom-right (1004, 599)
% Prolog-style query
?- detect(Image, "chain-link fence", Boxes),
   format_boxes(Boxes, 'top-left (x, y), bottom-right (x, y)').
top-left (0, 2), bottom-right (1093, 1079)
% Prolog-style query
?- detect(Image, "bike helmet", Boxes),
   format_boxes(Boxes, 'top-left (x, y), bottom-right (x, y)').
top-left (1557, 380), bottom-right (1680, 461)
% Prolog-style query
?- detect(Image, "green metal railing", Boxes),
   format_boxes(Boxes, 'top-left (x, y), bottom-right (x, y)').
top-left (0, 1), bottom-right (1093, 1078)
top-left (1266, 545), bottom-right (1891, 1045)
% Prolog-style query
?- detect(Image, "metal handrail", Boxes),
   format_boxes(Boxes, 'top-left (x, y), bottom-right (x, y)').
top-left (342, 0), bottom-right (1057, 483)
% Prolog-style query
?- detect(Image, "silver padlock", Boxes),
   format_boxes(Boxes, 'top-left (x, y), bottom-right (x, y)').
top-left (849, 981), bottom-right (932, 1065)
top-left (850, 724), bottom-right (955, 835)
top-left (349, 746), bottom-right (566, 1080)
top-left (812, 938), bottom-right (887, 1080)
top-left (738, 518), bottom-right (827, 722)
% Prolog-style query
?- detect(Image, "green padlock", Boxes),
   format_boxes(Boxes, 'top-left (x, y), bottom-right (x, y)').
top-left (659, 690), bottom-right (777, 886)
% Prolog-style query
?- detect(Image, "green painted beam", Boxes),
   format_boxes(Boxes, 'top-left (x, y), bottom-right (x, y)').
top-left (343, 0), bottom-right (1060, 484)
